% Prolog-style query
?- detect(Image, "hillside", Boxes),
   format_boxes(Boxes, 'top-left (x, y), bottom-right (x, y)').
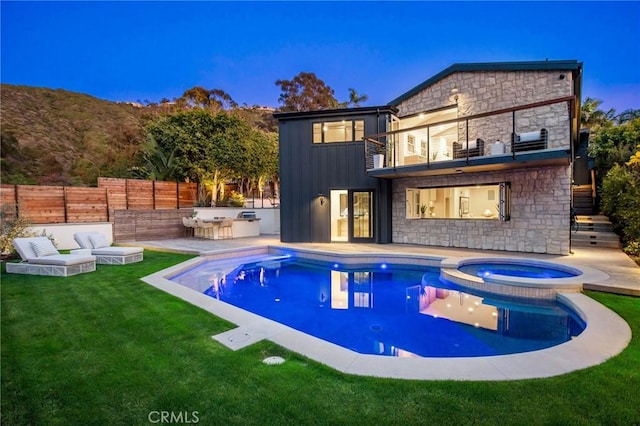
top-left (0, 84), bottom-right (278, 186)
top-left (1, 84), bottom-right (147, 186)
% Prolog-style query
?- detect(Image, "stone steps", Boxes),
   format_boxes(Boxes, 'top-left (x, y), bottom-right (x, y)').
top-left (573, 185), bottom-right (595, 215)
top-left (572, 215), bottom-right (620, 248)
top-left (576, 215), bottom-right (614, 232)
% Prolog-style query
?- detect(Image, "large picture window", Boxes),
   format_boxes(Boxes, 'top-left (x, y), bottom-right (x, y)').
top-left (313, 120), bottom-right (364, 143)
top-left (405, 183), bottom-right (511, 221)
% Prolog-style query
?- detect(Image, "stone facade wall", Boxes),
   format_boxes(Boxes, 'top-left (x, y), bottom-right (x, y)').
top-left (392, 165), bottom-right (572, 255)
top-left (398, 70), bottom-right (574, 153)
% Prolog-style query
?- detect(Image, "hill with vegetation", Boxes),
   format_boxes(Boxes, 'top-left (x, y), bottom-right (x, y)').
top-left (0, 84), bottom-right (278, 186)
top-left (1, 84), bottom-right (148, 185)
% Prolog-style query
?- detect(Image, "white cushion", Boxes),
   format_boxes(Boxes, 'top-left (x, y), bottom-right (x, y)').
top-left (12, 237), bottom-right (38, 260)
top-left (89, 233), bottom-right (110, 249)
top-left (28, 254), bottom-right (95, 266)
top-left (91, 246), bottom-right (143, 256)
top-left (465, 139), bottom-right (477, 150)
top-left (73, 232), bottom-right (94, 249)
top-left (30, 239), bottom-right (59, 257)
top-left (519, 131), bottom-right (541, 142)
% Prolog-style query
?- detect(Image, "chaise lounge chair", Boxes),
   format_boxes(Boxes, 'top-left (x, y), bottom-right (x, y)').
top-left (73, 232), bottom-right (144, 265)
top-left (7, 236), bottom-right (96, 277)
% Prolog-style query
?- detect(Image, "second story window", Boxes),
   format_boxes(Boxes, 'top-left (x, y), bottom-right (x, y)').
top-left (313, 120), bottom-right (365, 143)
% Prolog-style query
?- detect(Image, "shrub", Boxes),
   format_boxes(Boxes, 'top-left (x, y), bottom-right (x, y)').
top-left (623, 241), bottom-right (640, 257)
top-left (0, 205), bottom-right (34, 256)
top-left (600, 163), bottom-right (640, 251)
top-left (228, 191), bottom-right (245, 207)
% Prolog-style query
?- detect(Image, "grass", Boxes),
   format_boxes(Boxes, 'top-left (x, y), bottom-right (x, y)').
top-left (2, 250), bottom-right (639, 425)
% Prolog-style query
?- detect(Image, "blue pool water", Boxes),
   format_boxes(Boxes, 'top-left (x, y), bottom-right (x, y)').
top-left (459, 262), bottom-right (579, 279)
top-left (170, 257), bottom-right (585, 358)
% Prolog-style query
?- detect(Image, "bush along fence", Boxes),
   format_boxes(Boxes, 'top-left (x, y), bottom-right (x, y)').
top-left (1, 178), bottom-right (198, 224)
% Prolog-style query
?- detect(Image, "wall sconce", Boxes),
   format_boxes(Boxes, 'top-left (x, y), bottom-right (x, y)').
top-left (318, 193), bottom-right (326, 206)
top-left (451, 87), bottom-right (459, 103)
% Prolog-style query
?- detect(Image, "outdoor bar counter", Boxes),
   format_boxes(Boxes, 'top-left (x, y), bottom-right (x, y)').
top-left (192, 210), bottom-right (261, 239)
top-left (228, 217), bottom-right (261, 238)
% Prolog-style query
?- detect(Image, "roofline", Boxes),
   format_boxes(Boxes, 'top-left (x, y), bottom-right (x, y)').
top-left (389, 60), bottom-right (583, 106)
top-left (273, 105), bottom-right (398, 120)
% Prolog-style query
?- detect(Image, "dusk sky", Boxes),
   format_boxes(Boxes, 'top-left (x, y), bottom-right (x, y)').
top-left (2, 1), bottom-right (639, 113)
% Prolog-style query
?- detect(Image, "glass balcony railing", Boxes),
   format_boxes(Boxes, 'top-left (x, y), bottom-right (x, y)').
top-left (365, 96), bottom-right (576, 171)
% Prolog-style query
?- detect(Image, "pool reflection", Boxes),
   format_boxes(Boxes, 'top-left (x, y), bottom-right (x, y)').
top-left (171, 258), bottom-right (585, 358)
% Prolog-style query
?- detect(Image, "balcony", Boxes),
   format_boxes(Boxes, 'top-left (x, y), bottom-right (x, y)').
top-left (364, 96), bottom-right (577, 178)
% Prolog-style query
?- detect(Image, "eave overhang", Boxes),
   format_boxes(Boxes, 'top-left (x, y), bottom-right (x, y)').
top-left (273, 105), bottom-right (398, 121)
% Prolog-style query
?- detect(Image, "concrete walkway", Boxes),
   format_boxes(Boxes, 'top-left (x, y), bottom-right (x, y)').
top-left (134, 235), bottom-right (640, 296)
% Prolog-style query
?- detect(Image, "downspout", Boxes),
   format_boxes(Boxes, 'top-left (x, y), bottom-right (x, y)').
top-left (569, 64), bottom-right (582, 255)
top-left (569, 96), bottom-right (576, 255)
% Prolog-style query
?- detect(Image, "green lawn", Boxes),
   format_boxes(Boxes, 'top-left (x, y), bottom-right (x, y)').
top-left (2, 250), bottom-right (639, 425)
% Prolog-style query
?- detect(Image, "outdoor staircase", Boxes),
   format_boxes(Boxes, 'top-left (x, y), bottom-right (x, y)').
top-left (572, 184), bottom-right (595, 215)
top-left (572, 215), bottom-right (620, 248)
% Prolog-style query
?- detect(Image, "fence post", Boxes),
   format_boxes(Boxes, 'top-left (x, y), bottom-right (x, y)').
top-left (13, 184), bottom-right (19, 218)
top-left (63, 186), bottom-right (68, 223)
top-left (105, 187), bottom-right (110, 222)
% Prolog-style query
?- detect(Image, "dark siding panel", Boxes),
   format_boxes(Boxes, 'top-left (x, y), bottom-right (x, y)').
top-left (279, 111), bottom-right (394, 243)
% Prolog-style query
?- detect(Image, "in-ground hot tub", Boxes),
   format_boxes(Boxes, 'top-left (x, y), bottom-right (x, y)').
top-left (440, 257), bottom-right (590, 299)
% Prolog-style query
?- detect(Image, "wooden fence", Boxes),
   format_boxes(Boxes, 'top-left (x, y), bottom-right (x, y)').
top-left (1, 178), bottom-right (198, 224)
top-left (112, 209), bottom-right (193, 241)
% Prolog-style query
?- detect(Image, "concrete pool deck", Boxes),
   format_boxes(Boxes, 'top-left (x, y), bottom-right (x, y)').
top-left (137, 236), bottom-right (638, 381)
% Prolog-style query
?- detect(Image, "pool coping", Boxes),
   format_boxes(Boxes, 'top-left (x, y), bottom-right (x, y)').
top-left (142, 245), bottom-right (632, 381)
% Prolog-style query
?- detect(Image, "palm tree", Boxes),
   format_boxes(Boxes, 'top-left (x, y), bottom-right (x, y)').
top-left (581, 97), bottom-right (615, 129)
top-left (347, 88), bottom-right (369, 107)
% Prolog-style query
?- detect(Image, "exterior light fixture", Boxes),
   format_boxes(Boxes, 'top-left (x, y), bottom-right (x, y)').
top-left (451, 87), bottom-right (459, 103)
top-left (318, 193), bottom-right (326, 206)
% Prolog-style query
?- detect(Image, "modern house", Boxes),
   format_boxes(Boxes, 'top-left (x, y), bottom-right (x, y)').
top-left (274, 60), bottom-right (583, 255)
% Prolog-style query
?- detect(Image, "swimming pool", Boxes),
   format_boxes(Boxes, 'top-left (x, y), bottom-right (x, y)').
top-left (169, 255), bottom-right (585, 358)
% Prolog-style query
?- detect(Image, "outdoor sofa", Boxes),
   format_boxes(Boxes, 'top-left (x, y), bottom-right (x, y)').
top-left (73, 232), bottom-right (144, 265)
top-left (511, 128), bottom-right (548, 152)
top-left (7, 236), bottom-right (96, 277)
top-left (453, 138), bottom-right (485, 159)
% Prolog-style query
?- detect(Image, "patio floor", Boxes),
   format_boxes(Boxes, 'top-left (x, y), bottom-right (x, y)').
top-left (133, 235), bottom-right (640, 297)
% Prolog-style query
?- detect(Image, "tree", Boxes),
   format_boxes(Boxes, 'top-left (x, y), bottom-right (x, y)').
top-left (600, 161), bottom-right (640, 255)
top-left (144, 109), bottom-right (254, 205)
top-left (345, 88), bottom-right (369, 107)
top-left (275, 72), bottom-right (339, 111)
top-left (591, 118), bottom-right (640, 257)
top-left (245, 131), bottom-right (278, 197)
top-left (581, 97), bottom-right (615, 130)
top-left (130, 134), bottom-right (178, 181)
top-left (616, 108), bottom-right (640, 124)
top-left (179, 86), bottom-right (237, 111)
top-left (588, 117), bottom-right (640, 175)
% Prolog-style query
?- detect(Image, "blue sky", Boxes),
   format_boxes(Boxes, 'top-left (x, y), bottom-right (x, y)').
top-left (2, 1), bottom-right (639, 113)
